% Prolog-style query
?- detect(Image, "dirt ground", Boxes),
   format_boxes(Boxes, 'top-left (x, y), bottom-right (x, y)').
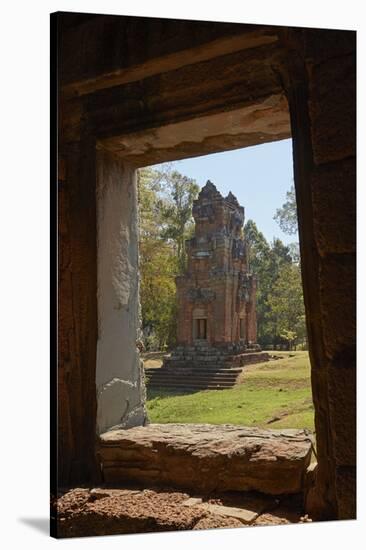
top-left (141, 351), bottom-right (166, 369)
top-left (54, 485), bottom-right (312, 538)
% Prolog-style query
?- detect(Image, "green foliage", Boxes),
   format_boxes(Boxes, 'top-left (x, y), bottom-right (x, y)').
top-left (266, 263), bottom-right (306, 349)
top-left (139, 239), bottom-right (178, 350)
top-left (273, 185), bottom-right (298, 235)
top-left (244, 220), bottom-right (272, 346)
top-left (244, 219), bottom-right (305, 349)
top-left (287, 241), bottom-right (300, 264)
top-left (146, 352), bottom-right (314, 430)
top-left (158, 170), bottom-right (199, 271)
top-left (138, 166), bottom-right (199, 350)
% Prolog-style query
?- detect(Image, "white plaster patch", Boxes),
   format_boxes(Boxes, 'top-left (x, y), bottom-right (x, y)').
top-left (97, 377), bottom-right (142, 435)
top-left (112, 226), bottom-right (133, 308)
top-left (96, 151), bottom-right (147, 434)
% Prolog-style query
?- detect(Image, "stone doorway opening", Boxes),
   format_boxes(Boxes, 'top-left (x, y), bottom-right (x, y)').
top-left (194, 319), bottom-right (207, 341)
top-left (94, 100), bottom-right (293, 435)
top-left (96, 133), bottom-right (317, 504)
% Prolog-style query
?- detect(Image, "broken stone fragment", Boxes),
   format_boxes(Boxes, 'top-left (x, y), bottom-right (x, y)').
top-left (200, 503), bottom-right (259, 525)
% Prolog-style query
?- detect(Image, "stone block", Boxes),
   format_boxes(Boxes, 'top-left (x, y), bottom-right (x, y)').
top-left (100, 424), bottom-right (312, 495)
top-left (308, 54), bottom-right (356, 164)
top-left (303, 29), bottom-right (356, 65)
top-left (319, 254), bottom-right (356, 358)
top-left (182, 497), bottom-right (203, 507)
top-left (335, 465), bottom-right (356, 519)
top-left (328, 358), bottom-right (356, 466)
top-left (311, 159), bottom-right (356, 256)
top-left (200, 503), bottom-right (259, 524)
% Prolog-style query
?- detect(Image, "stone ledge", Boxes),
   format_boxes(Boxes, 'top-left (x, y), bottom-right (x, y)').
top-left (100, 423), bottom-right (313, 495)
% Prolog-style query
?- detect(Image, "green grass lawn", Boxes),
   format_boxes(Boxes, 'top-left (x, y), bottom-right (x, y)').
top-left (146, 351), bottom-right (314, 431)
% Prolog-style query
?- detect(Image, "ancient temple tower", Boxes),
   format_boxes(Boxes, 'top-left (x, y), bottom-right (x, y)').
top-left (175, 180), bottom-right (257, 350)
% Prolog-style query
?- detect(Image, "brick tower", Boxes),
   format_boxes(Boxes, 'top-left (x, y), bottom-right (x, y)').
top-left (176, 180), bottom-right (257, 349)
top-left (146, 181), bottom-right (268, 391)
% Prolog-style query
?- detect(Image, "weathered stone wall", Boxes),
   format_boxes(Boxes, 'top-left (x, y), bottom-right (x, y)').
top-left (58, 137), bottom-right (99, 486)
top-left (59, 15), bottom-right (277, 95)
top-left (281, 28), bottom-right (356, 520)
top-left (58, 142), bottom-right (148, 483)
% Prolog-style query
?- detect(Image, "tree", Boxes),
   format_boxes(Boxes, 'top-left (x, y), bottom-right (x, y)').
top-left (244, 221), bottom-right (293, 347)
top-left (138, 167), bottom-right (179, 349)
top-left (159, 170), bottom-right (199, 271)
top-left (274, 185), bottom-right (298, 235)
top-left (137, 166), bottom-right (199, 349)
top-left (244, 220), bottom-right (272, 346)
top-left (288, 242), bottom-right (300, 264)
top-left (266, 263), bottom-right (306, 350)
top-left (245, 219), bottom-right (272, 273)
top-left (139, 239), bottom-right (178, 349)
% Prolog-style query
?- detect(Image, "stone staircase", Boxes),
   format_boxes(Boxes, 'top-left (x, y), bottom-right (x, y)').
top-left (145, 346), bottom-right (270, 391)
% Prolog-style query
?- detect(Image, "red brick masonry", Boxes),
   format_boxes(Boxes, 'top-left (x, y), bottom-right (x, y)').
top-left (176, 180), bottom-right (257, 351)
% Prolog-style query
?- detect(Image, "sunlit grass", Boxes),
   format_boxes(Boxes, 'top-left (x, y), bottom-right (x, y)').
top-left (146, 351), bottom-right (314, 431)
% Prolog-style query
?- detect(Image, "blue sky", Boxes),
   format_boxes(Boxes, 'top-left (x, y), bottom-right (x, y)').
top-left (163, 138), bottom-right (297, 245)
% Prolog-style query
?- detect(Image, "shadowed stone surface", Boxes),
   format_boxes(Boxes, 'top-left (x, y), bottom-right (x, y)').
top-left (100, 424), bottom-right (312, 495)
top-left (56, 488), bottom-right (206, 537)
top-left (55, 486), bottom-right (306, 537)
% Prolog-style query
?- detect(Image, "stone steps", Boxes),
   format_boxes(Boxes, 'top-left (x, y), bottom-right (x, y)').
top-left (146, 367), bottom-right (241, 390)
top-left (145, 365), bottom-right (242, 374)
top-left (147, 376), bottom-right (240, 388)
top-left (166, 352), bottom-right (270, 366)
top-left (147, 382), bottom-right (239, 391)
top-left (147, 382), bottom-right (238, 390)
top-left (146, 386), bottom-right (236, 392)
top-left (148, 386), bottom-right (232, 392)
top-left (145, 351), bottom-right (270, 391)
top-left (146, 373), bottom-right (239, 381)
top-left (146, 372), bottom-right (239, 380)
top-left (145, 367), bottom-right (241, 376)
top-left (160, 364), bottom-right (235, 371)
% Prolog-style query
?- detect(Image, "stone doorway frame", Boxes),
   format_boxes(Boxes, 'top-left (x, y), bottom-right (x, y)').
top-left (56, 15), bottom-right (355, 520)
top-left (93, 93), bottom-right (353, 519)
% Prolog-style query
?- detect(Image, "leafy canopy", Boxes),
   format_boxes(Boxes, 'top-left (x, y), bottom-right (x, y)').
top-left (273, 185), bottom-right (298, 236)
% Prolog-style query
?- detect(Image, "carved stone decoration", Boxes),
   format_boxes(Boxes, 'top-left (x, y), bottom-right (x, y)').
top-left (226, 191), bottom-right (240, 206)
top-left (192, 202), bottom-right (215, 221)
top-left (232, 238), bottom-right (246, 259)
top-left (238, 287), bottom-right (250, 303)
top-left (186, 288), bottom-right (216, 303)
top-left (199, 180), bottom-right (221, 198)
top-left (230, 207), bottom-right (245, 233)
top-left (238, 273), bottom-right (253, 303)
